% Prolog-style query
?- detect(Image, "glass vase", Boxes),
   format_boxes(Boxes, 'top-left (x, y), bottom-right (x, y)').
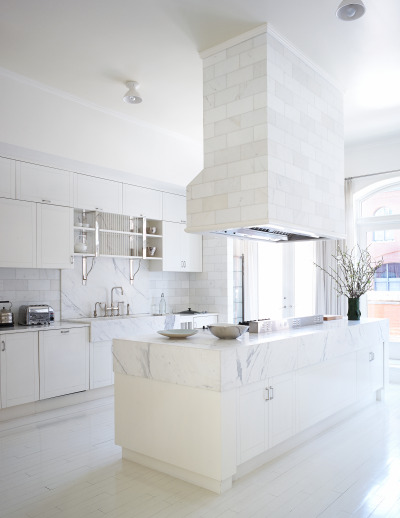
top-left (347, 297), bottom-right (361, 321)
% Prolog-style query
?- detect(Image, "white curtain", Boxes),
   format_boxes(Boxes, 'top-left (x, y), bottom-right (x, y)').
top-left (243, 240), bottom-right (259, 321)
top-left (315, 239), bottom-right (347, 316)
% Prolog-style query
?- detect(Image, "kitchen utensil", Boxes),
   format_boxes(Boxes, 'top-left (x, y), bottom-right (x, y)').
top-left (0, 301), bottom-right (14, 327)
top-left (208, 323), bottom-right (248, 339)
top-left (147, 246), bottom-right (156, 256)
top-left (177, 308), bottom-right (200, 315)
top-left (157, 329), bottom-right (198, 339)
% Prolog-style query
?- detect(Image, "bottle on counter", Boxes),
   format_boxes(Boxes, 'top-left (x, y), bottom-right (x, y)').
top-left (159, 293), bottom-right (166, 315)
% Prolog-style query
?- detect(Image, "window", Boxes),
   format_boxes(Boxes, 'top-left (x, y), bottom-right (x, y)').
top-left (374, 263), bottom-right (400, 291)
top-left (373, 207), bottom-right (394, 241)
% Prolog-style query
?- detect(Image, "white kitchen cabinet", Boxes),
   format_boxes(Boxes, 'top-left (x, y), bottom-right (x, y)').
top-left (0, 332), bottom-right (39, 408)
top-left (0, 198), bottom-right (36, 268)
top-left (237, 373), bottom-right (295, 464)
top-left (39, 327), bottom-right (89, 399)
top-left (162, 192), bottom-right (186, 223)
top-left (156, 221), bottom-right (202, 272)
top-left (90, 340), bottom-right (114, 389)
top-left (16, 162), bottom-right (73, 207)
top-left (123, 184), bottom-right (162, 220)
top-left (37, 204), bottom-right (74, 269)
top-left (0, 157), bottom-right (16, 199)
top-left (357, 342), bottom-right (384, 399)
top-left (296, 354), bottom-right (357, 432)
top-left (74, 173), bottom-right (123, 213)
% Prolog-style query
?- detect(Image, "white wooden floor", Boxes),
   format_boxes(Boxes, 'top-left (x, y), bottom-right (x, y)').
top-left (1, 386), bottom-right (400, 518)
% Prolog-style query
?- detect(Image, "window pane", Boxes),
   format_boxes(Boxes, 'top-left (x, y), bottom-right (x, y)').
top-left (294, 242), bottom-right (315, 316)
top-left (258, 242), bottom-right (283, 319)
top-left (361, 184), bottom-right (400, 217)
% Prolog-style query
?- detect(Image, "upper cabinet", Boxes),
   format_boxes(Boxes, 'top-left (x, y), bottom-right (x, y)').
top-left (0, 198), bottom-right (36, 268)
top-left (16, 162), bottom-right (73, 207)
top-left (162, 192), bottom-right (186, 223)
top-left (153, 221), bottom-right (202, 273)
top-left (74, 174), bottom-right (123, 213)
top-left (37, 204), bottom-right (74, 269)
top-left (0, 157), bottom-right (16, 199)
top-left (123, 184), bottom-right (162, 220)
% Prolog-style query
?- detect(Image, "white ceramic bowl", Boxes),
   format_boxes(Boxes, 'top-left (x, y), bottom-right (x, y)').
top-left (208, 323), bottom-right (248, 339)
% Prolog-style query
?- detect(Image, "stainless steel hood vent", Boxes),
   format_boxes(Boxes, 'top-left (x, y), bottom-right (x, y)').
top-left (213, 226), bottom-right (323, 243)
top-left (186, 25), bottom-right (346, 243)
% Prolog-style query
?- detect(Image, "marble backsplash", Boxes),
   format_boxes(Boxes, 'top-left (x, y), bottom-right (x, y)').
top-left (61, 256), bottom-right (191, 320)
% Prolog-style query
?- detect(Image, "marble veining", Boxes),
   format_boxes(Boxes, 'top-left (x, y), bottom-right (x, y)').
top-left (113, 319), bottom-right (390, 392)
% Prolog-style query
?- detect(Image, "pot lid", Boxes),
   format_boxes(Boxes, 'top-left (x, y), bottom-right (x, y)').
top-left (178, 308), bottom-right (200, 315)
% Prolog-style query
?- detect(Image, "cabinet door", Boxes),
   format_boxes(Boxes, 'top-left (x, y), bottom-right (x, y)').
top-left (296, 354), bottom-right (357, 432)
top-left (161, 221), bottom-right (202, 272)
top-left (123, 184), bottom-right (162, 219)
top-left (0, 198), bottom-right (36, 268)
top-left (357, 343), bottom-right (384, 398)
top-left (74, 174), bottom-right (122, 213)
top-left (0, 332), bottom-right (39, 407)
top-left (39, 327), bottom-right (89, 399)
top-left (163, 192), bottom-right (186, 223)
top-left (37, 204), bottom-right (74, 269)
top-left (268, 373), bottom-right (295, 448)
top-left (90, 340), bottom-right (114, 389)
top-left (16, 162), bottom-right (73, 206)
top-left (237, 381), bottom-right (267, 464)
top-left (182, 230), bottom-right (202, 272)
top-left (0, 157), bottom-right (16, 199)
top-left (161, 221), bottom-right (183, 271)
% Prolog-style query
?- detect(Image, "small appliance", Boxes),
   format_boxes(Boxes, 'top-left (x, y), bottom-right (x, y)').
top-left (18, 305), bottom-right (54, 326)
top-left (0, 301), bottom-right (14, 327)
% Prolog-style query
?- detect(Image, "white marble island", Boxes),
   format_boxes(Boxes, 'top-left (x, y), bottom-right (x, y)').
top-left (113, 318), bottom-right (389, 493)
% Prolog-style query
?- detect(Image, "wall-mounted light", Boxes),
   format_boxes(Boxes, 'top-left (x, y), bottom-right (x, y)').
top-left (336, 0), bottom-right (366, 20)
top-left (123, 81), bottom-right (142, 104)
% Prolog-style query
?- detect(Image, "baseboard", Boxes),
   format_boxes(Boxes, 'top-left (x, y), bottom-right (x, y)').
top-left (0, 385), bottom-right (114, 423)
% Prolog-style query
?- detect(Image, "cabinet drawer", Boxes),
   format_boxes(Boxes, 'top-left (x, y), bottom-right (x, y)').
top-left (16, 162), bottom-right (73, 206)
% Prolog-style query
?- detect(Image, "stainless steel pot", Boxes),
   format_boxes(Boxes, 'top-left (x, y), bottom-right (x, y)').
top-left (0, 301), bottom-right (14, 327)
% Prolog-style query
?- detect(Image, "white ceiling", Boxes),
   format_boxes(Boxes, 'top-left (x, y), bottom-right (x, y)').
top-left (1, 0), bottom-right (399, 168)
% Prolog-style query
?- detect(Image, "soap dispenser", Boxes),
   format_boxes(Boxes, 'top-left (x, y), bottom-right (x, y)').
top-left (159, 293), bottom-right (166, 315)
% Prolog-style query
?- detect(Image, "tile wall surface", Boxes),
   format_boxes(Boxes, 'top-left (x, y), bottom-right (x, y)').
top-left (187, 28), bottom-right (345, 238)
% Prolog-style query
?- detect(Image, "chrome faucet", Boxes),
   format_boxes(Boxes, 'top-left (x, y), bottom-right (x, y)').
top-left (93, 302), bottom-right (105, 318)
top-left (107, 286), bottom-right (124, 316)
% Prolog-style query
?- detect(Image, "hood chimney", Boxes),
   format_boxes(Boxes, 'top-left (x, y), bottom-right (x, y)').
top-left (186, 24), bottom-right (346, 242)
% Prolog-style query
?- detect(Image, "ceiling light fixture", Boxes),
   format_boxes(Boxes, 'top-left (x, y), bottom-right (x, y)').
top-left (123, 81), bottom-right (142, 104)
top-left (336, 0), bottom-right (366, 20)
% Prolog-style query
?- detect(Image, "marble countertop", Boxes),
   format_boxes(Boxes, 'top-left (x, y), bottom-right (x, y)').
top-left (113, 318), bottom-right (390, 392)
top-left (0, 321), bottom-right (90, 335)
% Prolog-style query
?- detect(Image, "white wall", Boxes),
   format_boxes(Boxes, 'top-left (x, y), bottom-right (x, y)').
top-left (345, 135), bottom-right (400, 178)
top-left (0, 69), bottom-right (202, 187)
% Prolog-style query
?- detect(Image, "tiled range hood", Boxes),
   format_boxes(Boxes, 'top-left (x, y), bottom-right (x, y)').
top-left (186, 25), bottom-right (346, 242)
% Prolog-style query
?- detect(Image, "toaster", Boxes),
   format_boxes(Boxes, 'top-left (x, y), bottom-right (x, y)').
top-left (18, 305), bottom-right (54, 326)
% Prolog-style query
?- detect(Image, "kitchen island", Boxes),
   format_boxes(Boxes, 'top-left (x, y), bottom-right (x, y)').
top-left (113, 318), bottom-right (389, 493)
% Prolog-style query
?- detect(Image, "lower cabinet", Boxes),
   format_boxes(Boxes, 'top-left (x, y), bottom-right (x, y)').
top-left (90, 340), bottom-right (114, 389)
top-left (39, 327), bottom-right (89, 399)
top-left (356, 342), bottom-right (384, 398)
top-left (237, 373), bottom-right (295, 464)
top-left (0, 332), bottom-right (39, 408)
top-left (295, 353), bottom-right (357, 432)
